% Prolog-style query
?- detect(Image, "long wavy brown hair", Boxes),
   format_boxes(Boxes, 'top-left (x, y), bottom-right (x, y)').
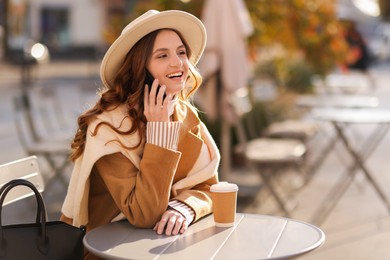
top-left (70, 28), bottom-right (203, 161)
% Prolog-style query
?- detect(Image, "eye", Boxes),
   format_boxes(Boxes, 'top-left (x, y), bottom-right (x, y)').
top-left (157, 53), bottom-right (168, 59)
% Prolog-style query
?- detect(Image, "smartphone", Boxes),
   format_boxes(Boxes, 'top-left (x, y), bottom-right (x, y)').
top-left (145, 70), bottom-right (166, 100)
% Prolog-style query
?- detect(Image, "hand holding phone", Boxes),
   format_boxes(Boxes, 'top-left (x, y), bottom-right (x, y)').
top-left (145, 70), bottom-right (166, 100)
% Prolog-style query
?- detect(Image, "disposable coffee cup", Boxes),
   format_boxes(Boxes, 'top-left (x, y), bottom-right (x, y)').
top-left (210, 182), bottom-right (239, 227)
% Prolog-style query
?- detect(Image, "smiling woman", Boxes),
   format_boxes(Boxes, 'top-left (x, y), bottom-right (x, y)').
top-left (59, 10), bottom-right (220, 260)
top-left (146, 30), bottom-right (189, 102)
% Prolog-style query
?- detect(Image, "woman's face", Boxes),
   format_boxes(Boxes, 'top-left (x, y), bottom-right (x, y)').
top-left (146, 29), bottom-right (189, 96)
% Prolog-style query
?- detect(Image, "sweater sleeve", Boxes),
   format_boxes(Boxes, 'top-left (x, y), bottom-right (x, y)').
top-left (168, 200), bottom-right (195, 223)
top-left (146, 122), bottom-right (182, 150)
top-left (94, 144), bottom-right (182, 228)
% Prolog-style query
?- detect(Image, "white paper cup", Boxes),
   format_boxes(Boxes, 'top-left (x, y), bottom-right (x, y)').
top-left (210, 182), bottom-right (239, 227)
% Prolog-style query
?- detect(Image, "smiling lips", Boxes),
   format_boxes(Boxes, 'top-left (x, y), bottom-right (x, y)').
top-left (167, 72), bottom-right (183, 79)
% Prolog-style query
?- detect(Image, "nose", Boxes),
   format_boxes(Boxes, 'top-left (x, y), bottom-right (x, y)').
top-left (170, 54), bottom-right (183, 67)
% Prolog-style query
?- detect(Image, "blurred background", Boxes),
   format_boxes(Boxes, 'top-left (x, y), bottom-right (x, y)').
top-left (1, 0), bottom-right (390, 259)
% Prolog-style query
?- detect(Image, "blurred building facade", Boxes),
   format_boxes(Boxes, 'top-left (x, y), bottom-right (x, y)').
top-left (1, 0), bottom-right (137, 61)
top-left (1, 0), bottom-right (390, 62)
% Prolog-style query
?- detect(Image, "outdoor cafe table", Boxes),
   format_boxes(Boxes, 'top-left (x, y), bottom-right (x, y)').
top-left (295, 94), bottom-right (379, 178)
top-left (83, 213), bottom-right (325, 259)
top-left (323, 73), bottom-right (374, 93)
top-left (309, 108), bottom-right (390, 225)
top-left (296, 94), bottom-right (379, 109)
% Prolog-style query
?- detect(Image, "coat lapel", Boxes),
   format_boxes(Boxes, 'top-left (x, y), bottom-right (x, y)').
top-left (173, 101), bottom-right (203, 183)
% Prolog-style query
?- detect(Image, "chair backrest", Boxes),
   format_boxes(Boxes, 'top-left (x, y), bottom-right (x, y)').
top-left (29, 86), bottom-right (74, 135)
top-left (228, 87), bottom-right (262, 144)
top-left (13, 95), bottom-right (41, 148)
top-left (250, 77), bottom-right (278, 103)
top-left (0, 156), bottom-right (45, 205)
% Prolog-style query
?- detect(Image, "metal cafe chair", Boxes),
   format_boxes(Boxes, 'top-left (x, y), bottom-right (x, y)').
top-left (228, 87), bottom-right (306, 217)
top-left (248, 79), bottom-right (320, 183)
top-left (12, 95), bottom-right (71, 188)
top-left (249, 77), bottom-right (319, 143)
top-left (0, 156), bottom-right (44, 206)
top-left (28, 85), bottom-right (74, 141)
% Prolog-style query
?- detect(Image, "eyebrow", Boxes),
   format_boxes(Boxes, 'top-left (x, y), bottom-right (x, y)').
top-left (153, 44), bottom-right (186, 54)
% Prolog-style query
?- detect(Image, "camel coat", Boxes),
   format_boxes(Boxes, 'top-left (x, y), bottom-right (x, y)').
top-left (60, 100), bottom-right (220, 233)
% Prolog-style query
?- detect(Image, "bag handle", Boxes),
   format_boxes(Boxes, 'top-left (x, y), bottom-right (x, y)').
top-left (0, 179), bottom-right (49, 255)
top-left (0, 179), bottom-right (41, 223)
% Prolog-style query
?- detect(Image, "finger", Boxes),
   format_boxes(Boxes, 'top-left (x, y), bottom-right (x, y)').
top-left (165, 215), bottom-right (177, 236)
top-left (156, 85), bottom-right (166, 106)
top-left (180, 219), bottom-right (189, 234)
top-left (144, 84), bottom-right (149, 109)
top-left (153, 221), bottom-right (159, 231)
top-left (144, 84), bottom-right (152, 121)
top-left (172, 217), bottom-right (184, 235)
top-left (156, 216), bottom-right (168, 235)
top-left (163, 93), bottom-right (171, 107)
top-left (149, 79), bottom-right (159, 105)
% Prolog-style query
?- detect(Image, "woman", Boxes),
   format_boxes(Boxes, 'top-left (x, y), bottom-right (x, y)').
top-left (60, 9), bottom-right (220, 251)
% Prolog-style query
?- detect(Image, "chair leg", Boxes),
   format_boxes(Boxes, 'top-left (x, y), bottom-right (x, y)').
top-left (257, 167), bottom-right (292, 217)
top-left (40, 154), bottom-right (70, 188)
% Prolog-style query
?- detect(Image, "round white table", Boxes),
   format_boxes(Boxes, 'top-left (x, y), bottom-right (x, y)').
top-left (296, 94), bottom-right (379, 109)
top-left (83, 213), bottom-right (325, 260)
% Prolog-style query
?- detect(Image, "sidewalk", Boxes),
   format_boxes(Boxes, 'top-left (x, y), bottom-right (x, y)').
top-left (0, 60), bottom-right (100, 86)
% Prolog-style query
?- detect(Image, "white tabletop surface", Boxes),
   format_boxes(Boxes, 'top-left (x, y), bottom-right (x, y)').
top-left (296, 94), bottom-right (379, 109)
top-left (324, 73), bottom-right (373, 92)
top-left (83, 213), bottom-right (325, 260)
top-left (310, 108), bottom-right (390, 124)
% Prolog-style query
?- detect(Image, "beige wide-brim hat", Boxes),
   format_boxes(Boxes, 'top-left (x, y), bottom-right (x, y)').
top-left (100, 9), bottom-right (207, 89)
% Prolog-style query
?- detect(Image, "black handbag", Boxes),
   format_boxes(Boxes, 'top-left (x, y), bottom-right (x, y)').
top-left (0, 179), bottom-right (86, 260)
